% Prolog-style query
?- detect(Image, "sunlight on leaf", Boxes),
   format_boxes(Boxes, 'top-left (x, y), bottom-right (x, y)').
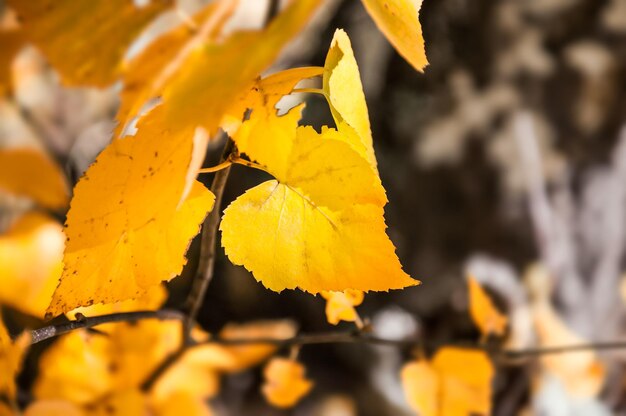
top-left (467, 275), bottom-right (508, 337)
top-left (163, 0), bottom-right (321, 136)
top-left (24, 401), bottom-right (83, 416)
top-left (401, 347), bottom-right (494, 416)
top-left (262, 357), bottom-right (313, 409)
top-left (47, 105), bottom-right (215, 317)
top-left (6, 0), bottom-right (172, 86)
top-left (0, 29), bottom-right (23, 95)
top-left (321, 290), bottom-right (364, 325)
top-left (0, 148), bottom-right (68, 210)
top-left (323, 29), bottom-right (377, 168)
top-left (0, 212), bottom-right (64, 318)
top-left (360, 0), bottom-right (428, 72)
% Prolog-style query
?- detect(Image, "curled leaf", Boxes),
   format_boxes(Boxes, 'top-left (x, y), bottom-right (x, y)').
top-left (467, 275), bottom-right (508, 337)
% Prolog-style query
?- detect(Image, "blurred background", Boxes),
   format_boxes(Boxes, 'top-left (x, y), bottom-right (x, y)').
top-left (3, 0), bottom-right (626, 414)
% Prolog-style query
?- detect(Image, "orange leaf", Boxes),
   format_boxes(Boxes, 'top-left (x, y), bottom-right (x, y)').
top-left (360, 0), bottom-right (428, 72)
top-left (6, 0), bottom-right (172, 86)
top-left (0, 313), bottom-right (30, 400)
top-left (0, 148), bottom-right (68, 210)
top-left (47, 105), bottom-right (215, 317)
top-left (262, 357), bottom-right (313, 408)
top-left (401, 347), bottom-right (494, 416)
top-left (0, 212), bottom-right (63, 318)
top-left (467, 275), bottom-right (507, 337)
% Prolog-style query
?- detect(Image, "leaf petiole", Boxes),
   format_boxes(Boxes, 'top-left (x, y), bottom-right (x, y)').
top-left (291, 87), bottom-right (327, 97)
top-left (198, 159), bottom-right (233, 173)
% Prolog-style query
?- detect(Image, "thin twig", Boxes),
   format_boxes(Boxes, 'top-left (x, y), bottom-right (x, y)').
top-left (183, 137), bottom-right (235, 338)
top-left (28, 310), bottom-right (184, 344)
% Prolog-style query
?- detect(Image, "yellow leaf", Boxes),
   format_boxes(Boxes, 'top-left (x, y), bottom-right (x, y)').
top-left (262, 357), bottom-right (313, 409)
top-left (360, 0), bottom-right (428, 72)
top-left (0, 212), bottom-right (63, 318)
top-left (221, 126), bottom-right (416, 293)
top-left (0, 29), bottom-right (23, 95)
top-left (0, 148), bottom-right (68, 210)
top-left (115, 1), bottom-right (237, 136)
top-left (35, 320), bottom-right (183, 404)
top-left (0, 403), bottom-right (11, 416)
top-left (34, 331), bottom-right (111, 404)
top-left (151, 345), bottom-right (221, 402)
top-left (533, 300), bottom-right (605, 398)
top-left (400, 361), bottom-right (438, 416)
top-left (47, 105), bottom-right (215, 317)
top-left (229, 66), bottom-right (324, 172)
top-left (323, 29), bottom-right (377, 169)
top-left (467, 276), bottom-right (508, 337)
top-left (24, 401), bottom-right (83, 416)
top-left (321, 290), bottom-right (364, 325)
top-left (163, 0), bottom-right (321, 136)
top-left (6, 0), bottom-right (172, 86)
top-left (401, 348), bottom-right (494, 416)
top-left (0, 313), bottom-right (29, 400)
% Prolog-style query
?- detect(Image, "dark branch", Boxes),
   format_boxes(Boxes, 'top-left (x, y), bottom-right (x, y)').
top-left (28, 310), bottom-right (184, 344)
top-left (183, 137), bottom-right (235, 339)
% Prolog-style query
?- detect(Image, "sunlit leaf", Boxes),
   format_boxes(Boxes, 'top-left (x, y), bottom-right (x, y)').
top-left (321, 290), bottom-right (364, 325)
top-left (24, 401), bottom-right (83, 416)
top-left (162, 0), bottom-right (321, 136)
top-left (0, 148), bottom-right (68, 210)
top-left (467, 275), bottom-right (507, 337)
top-left (323, 29), bottom-right (377, 168)
top-left (262, 357), bottom-right (313, 409)
top-left (0, 212), bottom-right (63, 318)
top-left (222, 124), bottom-right (416, 293)
top-left (401, 347), bottom-right (494, 416)
top-left (46, 105), bottom-right (215, 317)
top-left (6, 0), bottom-right (172, 86)
top-left (360, 0), bottom-right (428, 72)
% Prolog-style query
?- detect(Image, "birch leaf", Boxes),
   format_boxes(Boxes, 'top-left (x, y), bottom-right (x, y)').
top-left (6, 0), bottom-right (172, 86)
top-left (0, 313), bottom-right (30, 400)
top-left (321, 290), bottom-right (364, 325)
top-left (360, 0), bottom-right (428, 72)
top-left (47, 105), bottom-right (215, 317)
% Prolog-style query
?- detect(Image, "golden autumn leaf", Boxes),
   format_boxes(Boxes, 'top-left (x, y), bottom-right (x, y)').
top-left (467, 275), bottom-right (508, 337)
top-left (360, 0), bottom-right (428, 72)
top-left (401, 360), bottom-right (438, 416)
top-left (401, 348), bottom-right (494, 416)
top-left (162, 0), bottom-right (321, 136)
top-left (115, 0), bottom-right (237, 137)
top-left (155, 391), bottom-right (214, 416)
top-left (321, 290), bottom-right (364, 325)
top-left (47, 105), bottom-right (215, 317)
top-left (6, 0), bottom-right (172, 86)
top-left (34, 320), bottom-right (181, 404)
top-left (0, 148), bottom-right (68, 210)
top-left (0, 313), bottom-right (30, 400)
top-left (262, 357), bottom-right (313, 409)
top-left (323, 29), bottom-right (377, 168)
top-left (0, 212), bottom-right (63, 318)
top-left (221, 31), bottom-right (416, 294)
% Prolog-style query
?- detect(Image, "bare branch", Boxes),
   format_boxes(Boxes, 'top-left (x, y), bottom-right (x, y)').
top-left (28, 309), bottom-right (184, 344)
